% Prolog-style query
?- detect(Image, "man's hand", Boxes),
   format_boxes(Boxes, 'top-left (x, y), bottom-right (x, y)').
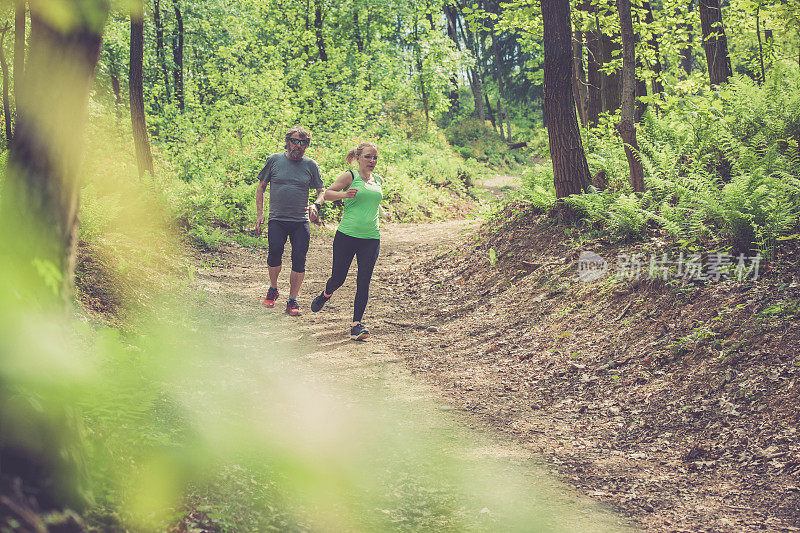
top-left (255, 215), bottom-right (265, 236)
top-left (307, 203), bottom-right (319, 222)
top-left (343, 188), bottom-right (358, 199)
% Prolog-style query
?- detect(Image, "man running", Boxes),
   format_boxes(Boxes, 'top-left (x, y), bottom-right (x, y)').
top-left (255, 125), bottom-right (324, 316)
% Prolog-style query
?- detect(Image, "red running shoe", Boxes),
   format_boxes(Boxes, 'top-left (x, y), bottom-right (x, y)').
top-left (285, 298), bottom-right (302, 316)
top-left (263, 287), bottom-right (279, 307)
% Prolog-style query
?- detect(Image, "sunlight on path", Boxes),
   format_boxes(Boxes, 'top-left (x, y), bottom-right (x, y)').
top-left (190, 218), bottom-right (637, 531)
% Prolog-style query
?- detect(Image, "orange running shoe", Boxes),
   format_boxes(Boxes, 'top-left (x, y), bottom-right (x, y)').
top-left (285, 298), bottom-right (302, 316)
top-left (263, 287), bottom-right (279, 307)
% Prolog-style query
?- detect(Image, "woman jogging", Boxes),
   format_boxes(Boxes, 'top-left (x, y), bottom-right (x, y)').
top-left (309, 142), bottom-right (383, 341)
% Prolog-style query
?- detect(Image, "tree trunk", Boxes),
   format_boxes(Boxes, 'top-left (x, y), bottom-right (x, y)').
top-left (680, 1), bottom-right (693, 75)
top-left (572, 21), bottom-right (588, 127)
top-left (600, 29), bottom-right (621, 114)
top-left (1, 26), bottom-right (13, 145)
top-left (485, 94), bottom-right (497, 131)
top-left (617, 0), bottom-right (645, 192)
top-left (5, 1), bottom-right (107, 301)
top-left (172, 0), bottom-right (184, 111)
top-left (459, 9), bottom-right (485, 122)
top-left (585, 10), bottom-right (602, 126)
top-left (13, 0), bottom-right (25, 120)
top-left (643, 0), bottom-right (664, 94)
top-left (491, 31), bottom-right (512, 141)
top-left (756, 5), bottom-right (765, 84)
top-left (314, 0), bottom-right (328, 61)
top-left (130, 4), bottom-right (155, 180)
top-left (444, 4), bottom-right (460, 114)
top-left (413, 15), bottom-right (429, 124)
top-left (353, 9), bottom-right (364, 53)
top-left (699, 0), bottom-right (732, 86)
top-left (541, 0), bottom-right (592, 210)
top-left (154, 0), bottom-right (171, 103)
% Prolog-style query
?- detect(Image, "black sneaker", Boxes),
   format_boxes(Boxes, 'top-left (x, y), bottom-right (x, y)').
top-left (311, 291), bottom-right (330, 312)
top-left (350, 323), bottom-right (370, 341)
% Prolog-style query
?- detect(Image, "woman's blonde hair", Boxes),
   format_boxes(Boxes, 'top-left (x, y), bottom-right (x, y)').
top-left (345, 142), bottom-right (378, 164)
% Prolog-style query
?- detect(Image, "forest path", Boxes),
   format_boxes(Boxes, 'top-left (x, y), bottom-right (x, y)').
top-left (193, 201), bottom-right (634, 530)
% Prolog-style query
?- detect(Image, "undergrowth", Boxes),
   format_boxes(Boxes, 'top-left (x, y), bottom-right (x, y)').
top-left (516, 69), bottom-right (800, 260)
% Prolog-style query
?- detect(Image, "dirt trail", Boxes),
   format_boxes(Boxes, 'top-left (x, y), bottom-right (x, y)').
top-left (194, 207), bottom-right (636, 530)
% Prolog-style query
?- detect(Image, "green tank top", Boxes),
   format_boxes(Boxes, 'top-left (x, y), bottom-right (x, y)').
top-left (337, 169), bottom-right (383, 240)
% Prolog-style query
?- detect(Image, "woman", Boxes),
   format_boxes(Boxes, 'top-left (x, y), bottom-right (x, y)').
top-left (309, 142), bottom-right (383, 340)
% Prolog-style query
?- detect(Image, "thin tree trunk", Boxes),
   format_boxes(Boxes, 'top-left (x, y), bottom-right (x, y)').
top-left (130, 4), bottom-right (154, 180)
top-left (756, 5), bottom-right (765, 84)
top-left (680, 1), bottom-right (693, 75)
top-left (459, 8), bottom-right (485, 122)
top-left (172, 0), bottom-right (184, 111)
top-left (154, 0), bottom-right (171, 103)
top-left (617, 0), bottom-right (645, 192)
top-left (600, 28), bottom-right (621, 113)
top-left (699, 0), bottom-right (732, 86)
top-left (485, 94), bottom-right (497, 131)
top-left (314, 0), bottom-right (328, 61)
top-left (643, 0), bottom-right (664, 94)
top-left (13, 0), bottom-right (25, 118)
top-left (0, 26), bottom-right (13, 144)
top-left (354, 9), bottom-right (364, 53)
top-left (585, 10), bottom-right (602, 126)
top-left (541, 0), bottom-right (592, 212)
top-left (444, 4), bottom-right (460, 114)
top-left (491, 31), bottom-right (511, 141)
top-left (413, 15), bottom-right (430, 124)
top-left (572, 20), bottom-right (588, 127)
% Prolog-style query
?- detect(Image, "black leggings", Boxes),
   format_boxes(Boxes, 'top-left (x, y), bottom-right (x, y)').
top-left (325, 231), bottom-right (380, 323)
top-left (267, 220), bottom-right (311, 273)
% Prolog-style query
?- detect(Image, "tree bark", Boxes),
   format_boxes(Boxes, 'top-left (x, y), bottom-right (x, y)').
top-left (600, 29), bottom-right (621, 113)
top-left (444, 4), bottom-right (460, 114)
top-left (459, 7), bottom-right (485, 122)
top-left (130, 3), bottom-right (155, 180)
top-left (680, 1), bottom-right (693, 75)
top-left (485, 94), bottom-right (497, 131)
top-left (699, 0), bottom-right (732, 86)
top-left (154, 0), bottom-right (171, 103)
top-left (353, 9), bottom-right (364, 53)
top-left (1, 25), bottom-right (13, 145)
top-left (756, 5), bottom-right (765, 84)
top-left (541, 0), bottom-right (592, 209)
top-left (413, 14), bottom-right (429, 124)
top-left (572, 20), bottom-right (588, 127)
top-left (643, 0), bottom-right (664, 94)
top-left (13, 0), bottom-right (25, 119)
top-left (491, 30), bottom-right (512, 141)
top-left (172, 0), bottom-right (185, 111)
top-left (5, 1), bottom-right (107, 301)
top-left (314, 0), bottom-right (328, 61)
top-left (617, 0), bottom-right (645, 192)
top-left (585, 10), bottom-right (602, 126)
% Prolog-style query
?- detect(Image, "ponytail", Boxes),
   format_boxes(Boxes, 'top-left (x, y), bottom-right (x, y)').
top-left (345, 141), bottom-right (378, 164)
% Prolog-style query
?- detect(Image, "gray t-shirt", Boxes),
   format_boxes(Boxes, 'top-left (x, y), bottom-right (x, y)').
top-left (258, 153), bottom-right (323, 222)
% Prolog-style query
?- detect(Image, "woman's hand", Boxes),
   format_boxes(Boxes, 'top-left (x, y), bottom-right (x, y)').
top-left (343, 188), bottom-right (358, 198)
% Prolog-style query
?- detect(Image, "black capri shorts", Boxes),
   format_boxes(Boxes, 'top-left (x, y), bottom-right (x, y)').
top-left (266, 220), bottom-right (311, 273)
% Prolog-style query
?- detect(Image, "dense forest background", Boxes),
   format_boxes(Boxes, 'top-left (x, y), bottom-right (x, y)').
top-left (1, 0), bottom-right (800, 530)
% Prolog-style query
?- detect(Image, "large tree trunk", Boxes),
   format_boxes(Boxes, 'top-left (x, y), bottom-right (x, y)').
top-left (154, 0), bottom-right (171, 103)
top-left (4, 2), bottom-right (107, 301)
top-left (699, 0), bottom-right (732, 86)
top-left (541, 0), bottom-right (591, 213)
top-left (130, 3), bottom-right (155, 180)
top-left (172, 0), bottom-right (185, 111)
top-left (617, 0), bottom-right (645, 192)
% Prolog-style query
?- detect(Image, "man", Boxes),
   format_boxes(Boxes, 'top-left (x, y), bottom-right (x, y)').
top-left (255, 125), bottom-right (324, 316)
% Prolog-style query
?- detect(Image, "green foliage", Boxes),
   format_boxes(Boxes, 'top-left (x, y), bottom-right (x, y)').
top-left (444, 117), bottom-right (524, 168)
